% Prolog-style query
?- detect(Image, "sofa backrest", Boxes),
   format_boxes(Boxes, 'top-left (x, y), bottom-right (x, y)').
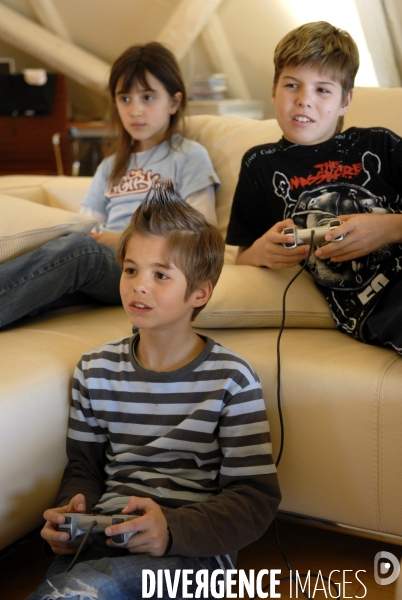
top-left (344, 86), bottom-right (402, 135)
top-left (186, 116), bottom-right (282, 238)
top-left (0, 175), bottom-right (92, 212)
top-left (0, 175), bottom-right (53, 204)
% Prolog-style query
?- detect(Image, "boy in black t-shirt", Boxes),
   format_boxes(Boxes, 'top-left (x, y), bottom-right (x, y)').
top-left (226, 21), bottom-right (402, 353)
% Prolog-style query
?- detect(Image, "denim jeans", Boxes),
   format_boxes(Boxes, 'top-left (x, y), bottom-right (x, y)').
top-left (0, 233), bottom-right (122, 328)
top-left (27, 534), bottom-right (222, 600)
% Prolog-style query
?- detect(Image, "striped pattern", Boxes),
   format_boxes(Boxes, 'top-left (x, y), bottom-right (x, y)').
top-left (69, 335), bottom-right (276, 514)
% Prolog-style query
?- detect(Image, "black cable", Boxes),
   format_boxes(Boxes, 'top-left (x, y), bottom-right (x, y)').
top-left (273, 518), bottom-right (310, 599)
top-left (272, 519), bottom-right (340, 599)
top-left (262, 233), bottom-right (340, 600)
top-left (63, 520), bottom-right (97, 573)
top-left (275, 232), bottom-right (314, 467)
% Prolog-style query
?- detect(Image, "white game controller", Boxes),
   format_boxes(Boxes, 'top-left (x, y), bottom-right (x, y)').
top-left (59, 513), bottom-right (139, 547)
top-left (282, 219), bottom-right (345, 248)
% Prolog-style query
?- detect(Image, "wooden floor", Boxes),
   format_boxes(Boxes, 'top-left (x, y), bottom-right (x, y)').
top-left (0, 518), bottom-right (400, 599)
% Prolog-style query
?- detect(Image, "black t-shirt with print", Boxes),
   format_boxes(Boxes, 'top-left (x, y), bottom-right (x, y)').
top-left (226, 127), bottom-right (402, 341)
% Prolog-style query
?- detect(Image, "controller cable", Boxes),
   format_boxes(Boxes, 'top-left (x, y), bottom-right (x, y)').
top-left (256, 232), bottom-right (340, 600)
top-left (63, 520), bottom-right (97, 573)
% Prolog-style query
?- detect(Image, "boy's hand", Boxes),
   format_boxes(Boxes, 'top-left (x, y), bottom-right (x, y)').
top-left (315, 213), bottom-right (402, 262)
top-left (105, 496), bottom-right (170, 557)
top-left (40, 494), bottom-right (87, 555)
top-left (89, 231), bottom-right (122, 248)
top-left (236, 219), bottom-right (309, 269)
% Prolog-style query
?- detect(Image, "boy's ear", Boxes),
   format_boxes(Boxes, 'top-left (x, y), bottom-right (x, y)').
top-left (192, 281), bottom-right (213, 309)
top-left (340, 89), bottom-right (353, 115)
top-left (271, 83), bottom-right (277, 106)
top-left (170, 92), bottom-right (182, 115)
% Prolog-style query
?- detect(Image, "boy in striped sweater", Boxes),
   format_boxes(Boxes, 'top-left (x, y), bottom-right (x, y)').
top-left (29, 181), bottom-right (280, 600)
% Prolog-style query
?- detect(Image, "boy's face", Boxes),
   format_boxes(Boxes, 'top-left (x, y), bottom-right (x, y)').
top-left (272, 64), bottom-right (352, 146)
top-left (120, 235), bottom-right (210, 332)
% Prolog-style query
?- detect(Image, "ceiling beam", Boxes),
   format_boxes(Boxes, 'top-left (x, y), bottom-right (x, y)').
top-left (0, 2), bottom-right (110, 95)
top-left (0, 0), bottom-right (252, 101)
top-left (28, 0), bottom-right (73, 42)
top-left (157, 0), bottom-right (223, 60)
top-left (201, 14), bottom-right (251, 99)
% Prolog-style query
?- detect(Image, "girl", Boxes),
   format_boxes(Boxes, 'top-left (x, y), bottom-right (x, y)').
top-left (0, 43), bottom-right (219, 328)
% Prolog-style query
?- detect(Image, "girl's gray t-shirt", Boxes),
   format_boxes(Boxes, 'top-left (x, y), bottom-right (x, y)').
top-left (82, 135), bottom-right (220, 232)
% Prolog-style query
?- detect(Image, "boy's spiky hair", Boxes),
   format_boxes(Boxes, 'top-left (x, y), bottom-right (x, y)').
top-left (117, 179), bottom-right (225, 320)
top-left (273, 21), bottom-right (360, 99)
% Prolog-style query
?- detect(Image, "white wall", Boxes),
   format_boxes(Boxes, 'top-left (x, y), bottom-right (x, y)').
top-left (212, 0), bottom-right (380, 117)
top-left (0, 0), bottom-right (394, 120)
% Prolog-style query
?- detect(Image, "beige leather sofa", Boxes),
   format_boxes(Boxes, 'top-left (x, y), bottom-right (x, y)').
top-left (1, 87), bottom-right (402, 553)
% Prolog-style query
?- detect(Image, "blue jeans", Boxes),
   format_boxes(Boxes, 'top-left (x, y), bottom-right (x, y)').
top-left (0, 233), bottom-right (122, 328)
top-left (27, 534), bottom-right (222, 600)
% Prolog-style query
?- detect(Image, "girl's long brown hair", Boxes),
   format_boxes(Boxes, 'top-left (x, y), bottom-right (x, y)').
top-left (106, 42), bottom-right (187, 184)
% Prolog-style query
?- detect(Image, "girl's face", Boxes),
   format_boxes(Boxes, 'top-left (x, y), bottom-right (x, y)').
top-left (115, 71), bottom-right (182, 151)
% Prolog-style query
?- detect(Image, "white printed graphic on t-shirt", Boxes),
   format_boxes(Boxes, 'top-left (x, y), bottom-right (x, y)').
top-left (106, 168), bottom-right (161, 198)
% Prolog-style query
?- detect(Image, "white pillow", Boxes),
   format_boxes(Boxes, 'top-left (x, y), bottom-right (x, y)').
top-left (0, 194), bottom-right (98, 264)
top-left (193, 264), bottom-right (336, 329)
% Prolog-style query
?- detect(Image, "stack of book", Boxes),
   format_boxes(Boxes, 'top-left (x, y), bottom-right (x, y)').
top-left (189, 73), bottom-right (227, 100)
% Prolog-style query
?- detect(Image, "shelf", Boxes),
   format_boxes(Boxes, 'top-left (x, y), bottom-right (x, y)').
top-left (188, 99), bottom-right (264, 119)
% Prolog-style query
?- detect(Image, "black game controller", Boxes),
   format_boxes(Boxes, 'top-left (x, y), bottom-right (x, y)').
top-left (282, 219), bottom-right (345, 248)
top-left (59, 513), bottom-right (139, 547)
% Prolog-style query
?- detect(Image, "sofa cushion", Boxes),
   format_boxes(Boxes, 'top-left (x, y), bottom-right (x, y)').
top-left (0, 194), bottom-right (97, 264)
top-left (193, 264), bottom-right (336, 329)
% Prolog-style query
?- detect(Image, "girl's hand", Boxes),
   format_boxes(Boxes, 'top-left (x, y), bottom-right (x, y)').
top-left (90, 231), bottom-right (122, 248)
top-left (236, 219), bottom-right (309, 269)
top-left (105, 496), bottom-right (170, 557)
top-left (315, 213), bottom-right (402, 262)
top-left (41, 494), bottom-right (87, 555)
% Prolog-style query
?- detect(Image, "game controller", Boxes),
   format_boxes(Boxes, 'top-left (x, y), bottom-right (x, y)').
top-left (59, 513), bottom-right (139, 547)
top-left (282, 219), bottom-right (345, 248)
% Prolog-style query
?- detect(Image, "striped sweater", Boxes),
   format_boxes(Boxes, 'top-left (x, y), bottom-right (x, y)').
top-left (57, 334), bottom-right (281, 557)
